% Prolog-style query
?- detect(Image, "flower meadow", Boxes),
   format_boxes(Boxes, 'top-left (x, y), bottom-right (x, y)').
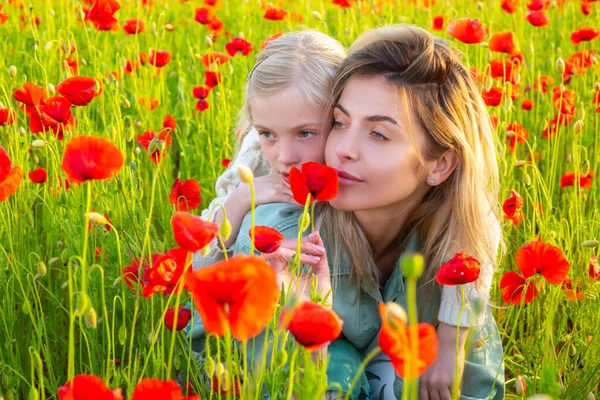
top-left (1, 0), bottom-right (600, 398)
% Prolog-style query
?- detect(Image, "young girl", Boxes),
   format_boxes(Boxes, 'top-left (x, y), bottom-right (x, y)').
top-left (233, 25), bottom-right (505, 399)
top-left (187, 31), bottom-right (346, 351)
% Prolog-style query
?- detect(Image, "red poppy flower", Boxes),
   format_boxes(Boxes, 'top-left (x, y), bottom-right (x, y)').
top-left (56, 76), bottom-right (101, 106)
top-left (521, 99), bottom-right (534, 110)
top-left (193, 86), bottom-right (211, 99)
top-left (162, 115), bottom-right (177, 131)
top-left (506, 122), bottom-right (528, 154)
top-left (13, 82), bottom-right (47, 115)
top-left (123, 18), bottom-right (144, 34)
top-left (446, 18), bottom-right (488, 44)
top-left (503, 189), bottom-right (524, 226)
top-left (136, 129), bottom-right (172, 164)
top-left (201, 52), bottom-right (230, 68)
top-left (582, 2), bottom-right (592, 15)
top-left (57, 374), bottom-right (123, 400)
top-left (124, 60), bottom-right (139, 75)
top-left (489, 31), bottom-right (521, 56)
top-left (264, 7), bottom-right (287, 21)
top-left (261, 32), bottom-right (284, 51)
top-left (209, 18), bottom-right (225, 40)
top-left (589, 255), bottom-right (599, 280)
top-left (61, 136), bottom-right (124, 184)
top-left (501, 0), bottom-right (518, 13)
top-left (289, 161), bottom-right (338, 205)
top-left (570, 27), bottom-right (599, 45)
top-left (28, 168), bottom-right (47, 184)
top-left (568, 50), bottom-right (594, 72)
top-left (185, 254), bottom-right (279, 341)
top-left (332, 0), bottom-right (355, 7)
top-left (171, 211), bottom-right (219, 252)
top-left (122, 255), bottom-right (158, 293)
top-left (196, 99), bottom-right (209, 112)
top-left (131, 378), bottom-right (198, 400)
top-left (525, 10), bottom-right (550, 27)
top-left (86, 0), bottom-right (120, 31)
top-left (29, 96), bottom-right (75, 138)
top-left (149, 49), bottom-right (172, 68)
top-left (139, 52), bottom-right (149, 65)
top-left (481, 86), bottom-right (503, 107)
top-left (164, 306), bottom-right (192, 331)
top-left (534, 76), bottom-right (553, 94)
top-left (225, 37), bottom-right (253, 57)
top-left (204, 71), bottom-right (221, 89)
top-left (169, 178), bottom-right (202, 211)
top-left (0, 146), bottom-right (24, 201)
top-left (194, 6), bottom-right (215, 25)
top-left (0, 6), bottom-right (8, 24)
top-left (560, 170), bottom-right (593, 189)
top-left (526, 0), bottom-right (549, 10)
top-left (489, 58), bottom-right (519, 84)
top-left (435, 251), bottom-right (481, 285)
top-left (378, 302), bottom-right (438, 379)
top-left (138, 96), bottom-right (159, 111)
top-left (145, 248), bottom-right (190, 297)
top-left (0, 108), bottom-right (17, 126)
top-left (561, 278), bottom-right (584, 301)
top-left (248, 226), bottom-right (284, 254)
top-left (552, 87), bottom-right (576, 115)
top-left (221, 158), bottom-right (230, 168)
top-left (279, 301), bottom-right (343, 351)
top-left (515, 239), bottom-right (570, 284)
top-left (499, 271), bottom-right (539, 304)
top-left (432, 15), bottom-right (444, 31)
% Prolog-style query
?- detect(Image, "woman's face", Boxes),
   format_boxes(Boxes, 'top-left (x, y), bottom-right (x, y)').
top-left (326, 75), bottom-right (435, 213)
top-left (251, 86), bottom-right (327, 183)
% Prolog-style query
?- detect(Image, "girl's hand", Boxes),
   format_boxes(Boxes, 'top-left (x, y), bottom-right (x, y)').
top-left (263, 231), bottom-right (332, 305)
top-left (419, 322), bottom-right (468, 400)
top-left (236, 173), bottom-right (295, 207)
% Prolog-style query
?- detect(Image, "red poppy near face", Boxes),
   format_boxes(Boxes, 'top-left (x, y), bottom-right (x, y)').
top-left (56, 76), bottom-right (101, 106)
top-left (60, 136), bottom-right (124, 184)
top-left (264, 7), bottom-right (287, 21)
top-left (515, 239), bottom-right (570, 284)
top-left (204, 71), bottom-right (221, 89)
top-left (169, 178), bottom-right (202, 211)
top-left (184, 254), bottom-right (279, 341)
top-left (431, 15), bottom-right (444, 31)
top-left (149, 49), bottom-right (172, 68)
top-left (162, 115), bottom-right (177, 131)
top-left (171, 211), bottom-right (219, 253)
top-left (488, 31), bottom-right (521, 56)
top-left (0, 108), bottom-right (17, 126)
top-left (289, 161), bottom-right (338, 205)
top-left (194, 6), bottom-right (215, 24)
top-left (481, 86), bottom-right (503, 107)
top-left (506, 122), bottom-right (528, 155)
top-left (435, 251), bottom-right (481, 285)
top-left (446, 18), bottom-right (488, 44)
top-left (248, 225), bottom-right (284, 254)
top-left (225, 37), bottom-right (253, 57)
top-left (28, 168), bottom-right (48, 184)
top-left (57, 374), bottom-right (123, 400)
top-left (525, 10), bottom-right (550, 27)
top-left (499, 271), bottom-right (539, 304)
top-left (13, 82), bottom-right (47, 115)
top-left (123, 18), bottom-right (144, 34)
top-left (560, 170), bottom-right (593, 189)
top-left (201, 52), bottom-right (230, 68)
top-left (136, 129), bottom-right (172, 165)
top-left (378, 302), bottom-right (438, 379)
top-left (164, 306), bottom-right (192, 331)
top-left (131, 378), bottom-right (199, 400)
top-left (280, 301), bottom-right (343, 351)
top-left (0, 146), bottom-right (24, 202)
top-left (502, 189), bottom-right (524, 226)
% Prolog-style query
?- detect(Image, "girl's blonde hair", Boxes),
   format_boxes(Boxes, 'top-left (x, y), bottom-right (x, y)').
top-left (319, 25), bottom-right (504, 309)
top-left (233, 30), bottom-right (346, 157)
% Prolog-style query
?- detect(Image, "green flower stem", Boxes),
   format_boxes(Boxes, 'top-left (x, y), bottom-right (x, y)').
top-left (343, 347), bottom-right (381, 400)
top-left (406, 277), bottom-right (419, 400)
top-left (293, 195), bottom-right (312, 273)
top-left (453, 285), bottom-right (466, 399)
top-left (249, 179), bottom-right (256, 256)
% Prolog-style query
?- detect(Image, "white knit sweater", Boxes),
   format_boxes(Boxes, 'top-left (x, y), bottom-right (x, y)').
top-left (192, 128), bottom-right (498, 328)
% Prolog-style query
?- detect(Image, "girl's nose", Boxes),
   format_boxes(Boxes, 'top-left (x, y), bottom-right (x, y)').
top-left (278, 139), bottom-right (299, 165)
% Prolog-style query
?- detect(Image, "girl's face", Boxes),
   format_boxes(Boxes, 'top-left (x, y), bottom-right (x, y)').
top-left (326, 75), bottom-right (435, 213)
top-left (250, 86), bottom-right (327, 183)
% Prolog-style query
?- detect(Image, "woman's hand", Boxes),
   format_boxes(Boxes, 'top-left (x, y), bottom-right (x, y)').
top-left (263, 231), bottom-right (332, 305)
top-left (419, 322), bottom-right (468, 400)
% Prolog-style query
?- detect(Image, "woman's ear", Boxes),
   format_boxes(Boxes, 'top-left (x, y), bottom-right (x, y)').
top-left (427, 150), bottom-right (459, 186)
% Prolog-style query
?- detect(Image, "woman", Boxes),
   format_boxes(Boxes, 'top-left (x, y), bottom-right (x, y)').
top-left (232, 24), bottom-right (504, 400)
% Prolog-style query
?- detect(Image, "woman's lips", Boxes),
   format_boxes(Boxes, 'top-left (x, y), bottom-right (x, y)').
top-left (336, 169), bottom-right (363, 186)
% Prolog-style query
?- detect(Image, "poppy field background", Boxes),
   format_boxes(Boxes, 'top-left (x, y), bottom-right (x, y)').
top-left (1, 0), bottom-right (600, 398)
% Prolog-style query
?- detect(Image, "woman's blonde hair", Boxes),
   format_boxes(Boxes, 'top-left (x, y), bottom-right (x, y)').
top-left (232, 30), bottom-right (346, 158)
top-left (319, 25), bottom-right (504, 310)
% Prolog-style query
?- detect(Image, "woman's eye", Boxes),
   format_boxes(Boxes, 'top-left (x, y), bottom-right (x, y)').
top-left (298, 131), bottom-right (315, 139)
top-left (371, 131), bottom-right (388, 141)
top-left (331, 120), bottom-right (345, 130)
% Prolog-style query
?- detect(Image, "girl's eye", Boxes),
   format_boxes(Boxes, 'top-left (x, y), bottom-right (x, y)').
top-left (259, 131), bottom-right (275, 140)
top-left (298, 131), bottom-right (316, 139)
top-left (371, 131), bottom-right (388, 141)
top-left (331, 120), bottom-right (345, 130)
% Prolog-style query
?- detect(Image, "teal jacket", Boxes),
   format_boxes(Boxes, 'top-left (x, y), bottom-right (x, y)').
top-left (189, 203), bottom-right (505, 399)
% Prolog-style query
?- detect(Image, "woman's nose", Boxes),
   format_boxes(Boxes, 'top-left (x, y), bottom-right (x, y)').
top-left (334, 129), bottom-right (359, 162)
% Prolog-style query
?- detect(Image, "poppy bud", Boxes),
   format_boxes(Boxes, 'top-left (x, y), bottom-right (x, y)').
top-left (57, 241), bottom-right (63, 248)
top-left (515, 375), bottom-right (526, 395)
top-left (61, 281), bottom-right (68, 290)
top-left (506, 130), bottom-right (516, 137)
top-left (383, 302), bottom-right (407, 329)
top-left (400, 252), bottom-right (425, 279)
top-left (29, 387), bottom-right (39, 400)
top-left (118, 324), bottom-right (127, 345)
top-left (549, 231), bottom-right (556, 239)
top-left (476, 1), bottom-right (483, 9)
top-left (87, 212), bottom-right (108, 226)
top-left (122, 96), bottom-right (131, 108)
top-left (300, 213), bottom-right (310, 232)
top-left (84, 307), bottom-right (98, 329)
top-left (205, 36), bottom-right (213, 47)
top-left (44, 41), bottom-right (53, 51)
top-left (19, 127), bottom-right (26, 135)
top-left (595, 82), bottom-right (600, 91)
top-left (523, 173), bottom-right (531, 185)
top-left (216, 362), bottom-right (226, 378)
top-left (513, 73), bottom-right (521, 85)
top-left (148, 330), bottom-right (158, 344)
top-left (588, 393), bottom-right (595, 400)
top-left (47, 83), bottom-right (55, 95)
top-left (311, 11), bottom-right (323, 20)
top-left (484, 74), bottom-right (493, 92)
top-left (77, 9), bottom-right (85, 20)
top-left (566, 154), bottom-right (572, 163)
top-left (574, 120), bottom-right (584, 134)
top-left (581, 240), bottom-right (599, 248)
top-left (8, 65), bottom-right (17, 78)
top-left (31, 139), bottom-right (45, 148)
top-left (204, 355), bottom-right (215, 378)
top-left (220, 217), bottom-right (232, 241)
top-left (238, 165), bottom-right (254, 183)
top-left (274, 349), bottom-right (288, 368)
top-left (514, 160), bottom-right (527, 168)
top-left (164, 22), bottom-right (174, 31)
top-left (556, 57), bottom-right (566, 74)
top-left (200, 244), bottom-right (211, 256)
top-left (147, 137), bottom-right (165, 156)
top-left (22, 300), bottom-right (31, 315)
top-left (75, 292), bottom-right (91, 316)
top-left (113, 276), bottom-right (122, 286)
top-left (34, 261), bottom-right (47, 280)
